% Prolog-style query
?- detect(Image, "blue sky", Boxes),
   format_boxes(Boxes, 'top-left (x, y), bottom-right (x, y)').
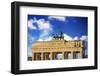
top-left (27, 15), bottom-right (88, 57)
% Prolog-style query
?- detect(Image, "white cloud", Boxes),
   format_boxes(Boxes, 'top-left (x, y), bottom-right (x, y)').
top-left (37, 33), bottom-right (88, 42)
top-left (37, 19), bottom-right (52, 30)
top-left (73, 36), bottom-right (79, 40)
top-left (63, 34), bottom-right (73, 40)
top-left (38, 34), bottom-right (80, 41)
top-left (63, 34), bottom-right (87, 41)
top-left (48, 16), bottom-right (66, 21)
top-left (40, 30), bottom-right (50, 38)
top-left (80, 35), bottom-right (88, 41)
top-left (35, 18), bottom-right (52, 39)
top-left (36, 19), bottom-right (52, 38)
top-left (28, 18), bottom-right (37, 30)
top-left (28, 17), bottom-right (53, 40)
top-left (28, 18), bottom-right (52, 30)
top-left (38, 36), bottom-right (52, 41)
top-left (37, 38), bottom-right (43, 41)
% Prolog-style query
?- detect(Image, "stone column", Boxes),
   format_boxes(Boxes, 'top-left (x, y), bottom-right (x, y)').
top-left (80, 51), bottom-right (83, 58)
top-left (73, 52), bottom-right (75, 59)
top-left (50, 52), bottom-right (52, 60)
top-left (44, 53), bottom-right (47, 60)
top-left (71, 51), bottom-right (74, 59)
top-left (32, 53), bottom-right (34, 60)
top-left (52, 52), bottom-right (54, 60)
top-left (41, 52), bottom-right (43, 60)
top-left (35, 53), bottom-right (38, 60)
top-left (53, 52), bottom-right (56, 60)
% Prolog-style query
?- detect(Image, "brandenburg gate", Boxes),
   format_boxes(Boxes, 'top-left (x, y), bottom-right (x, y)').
top-left (32, 32), bottom-right (84, 61)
